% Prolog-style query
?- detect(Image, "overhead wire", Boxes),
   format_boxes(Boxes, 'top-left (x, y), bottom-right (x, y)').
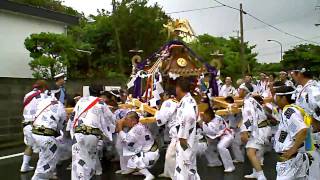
top-left (167, 5), bottom-right (224, 14)
top-left (212, 0), bottom-right (319, 45)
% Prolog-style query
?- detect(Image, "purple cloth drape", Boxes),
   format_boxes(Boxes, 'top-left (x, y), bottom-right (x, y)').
top-left (133, 77), bottom-right (141, 98)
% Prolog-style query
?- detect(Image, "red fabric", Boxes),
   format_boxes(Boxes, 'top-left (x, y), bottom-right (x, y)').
top-left (23, 90), bottom-right (41, 108)
top-left (73, 97), bottom-right (100, 128)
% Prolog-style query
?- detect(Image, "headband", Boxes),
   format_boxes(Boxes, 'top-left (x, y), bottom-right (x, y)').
top-left (292, 68), bottom-right (307, 73)
top-left (239, 83), bottom-right (251, 93)
top-left (272, 86), bottom-right (282, 89)
top-left (275, 90), bottom-right (296, 96)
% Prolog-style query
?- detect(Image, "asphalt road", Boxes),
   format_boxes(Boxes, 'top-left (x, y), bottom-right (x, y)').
top-left (0, 146), bottom-right (277, 180)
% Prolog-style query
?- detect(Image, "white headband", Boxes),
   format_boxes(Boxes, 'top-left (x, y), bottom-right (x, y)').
top-left (239, 83), bottom-right (250, 93)
top-left (275, 90), bottom-right (296, 96)
top-left (276, 90), bottom-right (296, 100)
top-left (276, 90), bottom-right (297, 96)
top-left (273, 86), bottom-right (282, 89)
top-left (292, 68), bottom-right (307, 73)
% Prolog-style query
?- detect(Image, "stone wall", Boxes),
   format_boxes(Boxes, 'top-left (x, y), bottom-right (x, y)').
top-left (0, 77), bottom-right (124, 147)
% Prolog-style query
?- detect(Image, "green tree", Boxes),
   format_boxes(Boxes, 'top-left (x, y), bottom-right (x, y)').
top-left (282, 44), bottom-right (320, 76)
top-left (111, 0), bottom-right (170, 74)
top-left (25, 32), bottom-right (77, 79)
top-left (67, 0), bottom-right (169, 79)
top-left (189, 34), bottom-right (258, 81)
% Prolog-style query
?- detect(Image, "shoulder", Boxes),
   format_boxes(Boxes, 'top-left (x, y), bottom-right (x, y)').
top-left (132, 123), bottom-right (146, 133)
top-left (25, 90), bottom-right (34, 97)
top-left (215, 115), bottom-right (223, 120)
top-left (283, 106), bottom-right (301, 120)
top-left (163, 99), bottom-right (177, 107)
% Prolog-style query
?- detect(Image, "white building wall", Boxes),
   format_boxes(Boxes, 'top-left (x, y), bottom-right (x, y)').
top-left (0, 10), bottom-right (66, 78)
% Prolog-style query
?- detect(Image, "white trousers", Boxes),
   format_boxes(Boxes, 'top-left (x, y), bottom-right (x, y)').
top-left (72, 133), bottom-right (99, 180)
top-left (115, 134), bottom-right (129, 171)
top-left (205, 139), bottom-right (222, 166)
top-left (231, 129), bottom-right (244, 162)
top-left (308, 150), bottom-right (320, 180)
top-left (31, 134), bottom-right (59, 180)
top-left (174, 142), bottom-right (200, 180)
top-left (162, 139), bottom-right (177, 179)
top-left (23, 125), bottom-right (35, 148)
top-left (276, 153), bottom-right (310, 180)
top-left (217, 134), bottom-right (235, 170)
top-left (127, 150), bottom-right (160, 169)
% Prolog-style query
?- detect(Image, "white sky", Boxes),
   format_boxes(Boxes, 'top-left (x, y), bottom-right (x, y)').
top-left (62, 0), bottom-right (320, 63)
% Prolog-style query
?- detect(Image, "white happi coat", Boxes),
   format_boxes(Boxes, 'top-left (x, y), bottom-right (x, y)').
top-left (256, 80), bottom-right (268, 96)
top-left (295, 80), bottom-right (320, 122)
top-left (32, 96), bottom-right (67, 180)
top-left (240, 95), bottom-right (271, 150)
top-left (22, 89), bottom-right (47, 148)
top-left (155, 99), bottom-right (178, 178)
top-left (295, 80), bottom-right (320, 180)
top-left (219, 84), bottom-right (237, 97)
top-left (202, 115), bottom-right (233, 140)
top-left (174, 93), bottom-right (200, 180)
top-left (274, 106), bottom-right (310, 180)
top-left (119, 122), bottom-right (159, 169)
top-left (69, 96), bottom-right (115, 180)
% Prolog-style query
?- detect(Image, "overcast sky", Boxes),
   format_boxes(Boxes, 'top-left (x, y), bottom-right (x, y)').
top-left (62, 0), bottom-right (320, 63)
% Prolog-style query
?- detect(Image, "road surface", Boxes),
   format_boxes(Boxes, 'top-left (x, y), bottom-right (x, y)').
top-left (0, 146), bottom-right (277, 180)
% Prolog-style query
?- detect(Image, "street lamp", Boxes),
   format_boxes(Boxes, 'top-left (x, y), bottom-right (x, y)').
top-left (267, 39), bottom-right (283, 61)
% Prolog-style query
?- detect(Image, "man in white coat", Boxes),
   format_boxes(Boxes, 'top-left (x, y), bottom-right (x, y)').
top-left (291, 68), bottom-right (320, 180)
top-left (21, 80), bottom-right (48, 173)
top-left (239, 83), bottom-right (270, 180)
top-left (219, 77), bottom-right (237, 97)
top-left (273, 85), bottom-right (311, 180)
top-left (156, 93), bottom-right (179, 179)
top-left (174, 78), bottom-right (200, 180)
top-left (31, 91), bottom-right (66, 180)
top-left (117, 111), bottom-right (160, 180)
top-left (68, 85), bottom-right (115, 180)
top-left (201, 109), bottom-right (235, 172)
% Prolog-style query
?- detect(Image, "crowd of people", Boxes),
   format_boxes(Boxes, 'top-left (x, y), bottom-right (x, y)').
top-left (19, 68), bottom-right (320, 180)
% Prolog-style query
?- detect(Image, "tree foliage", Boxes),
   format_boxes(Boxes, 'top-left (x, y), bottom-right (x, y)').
top-left (189, 34), bottom-right (258, 81)
top-left (25, 32), bottom-right (78, 79)
top-left (282, 44), bottom-right (320, 76)
top-left (67, 0), bottom-right (169, 79)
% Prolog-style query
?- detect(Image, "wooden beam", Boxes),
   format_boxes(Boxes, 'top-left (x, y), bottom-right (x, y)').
top-left (140, 117), bottom-right (156, 124)
top-left (130, 99), bottom-right (158, 115)
top-left (215, 108), bottom-right (241, 116)
top-left (212, 98), bottom-right (231, 109)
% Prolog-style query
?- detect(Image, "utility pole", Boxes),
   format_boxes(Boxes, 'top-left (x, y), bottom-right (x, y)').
top-left (239, 3), bottom-right (246, 75)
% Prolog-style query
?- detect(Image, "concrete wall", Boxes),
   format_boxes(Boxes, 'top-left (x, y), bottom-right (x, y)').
top-left (0, 77), bottom-right (124, 147)
top-left (0, 10), bottom-right (66, 78)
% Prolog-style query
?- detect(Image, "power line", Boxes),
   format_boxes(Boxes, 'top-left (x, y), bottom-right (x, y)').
top-left (245, 12), bottom-right (319, 44)
top-left (212, 0), bottom-right (239, 11)
top-left (212, 0), bottom-right (320, 45)
top-left (167, 5), bottom-right (224, 14)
